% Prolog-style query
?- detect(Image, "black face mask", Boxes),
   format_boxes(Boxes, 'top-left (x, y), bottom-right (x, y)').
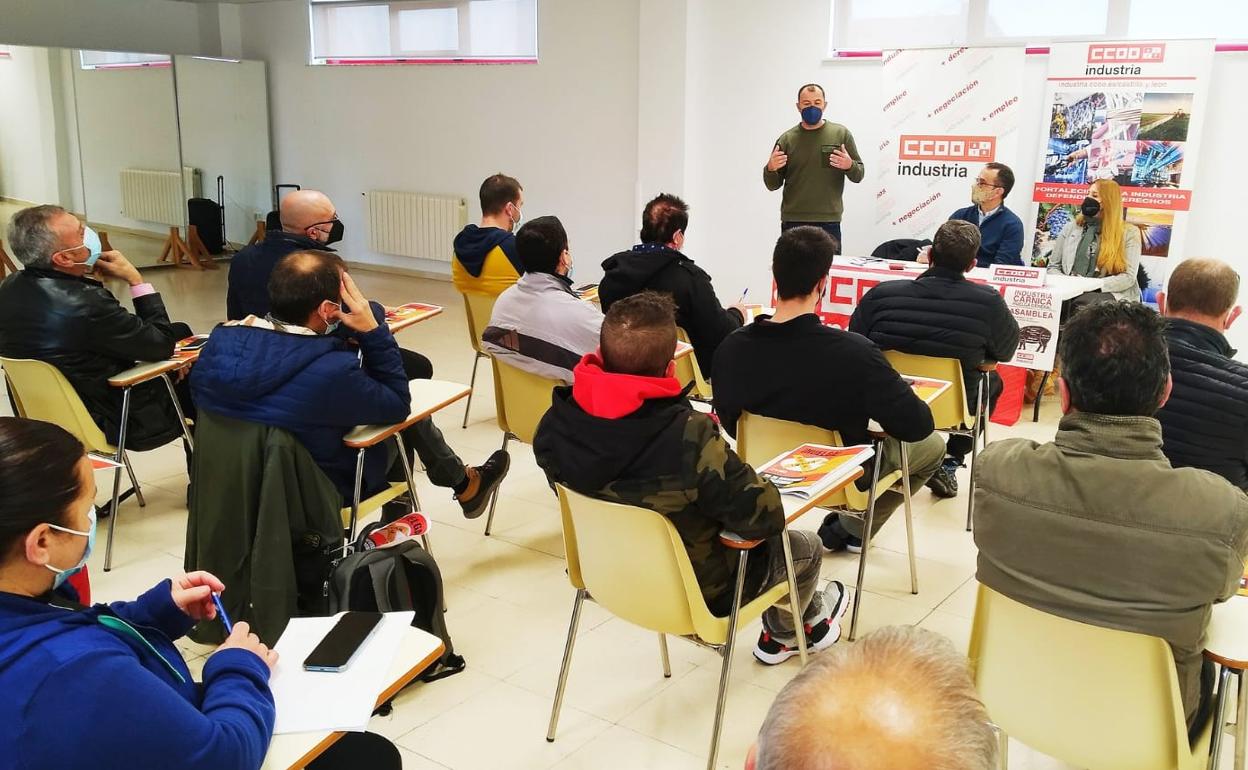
top-left (1080, 197), bottom-right (1101, 218)
top-left (310, 217), bottom-right (345, 245)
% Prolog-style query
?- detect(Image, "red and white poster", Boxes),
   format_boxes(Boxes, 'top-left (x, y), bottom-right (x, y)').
top-left (876, 46), bottom-right (1026, 242)
top-left (1029, 39), bottom-right (1215, 295)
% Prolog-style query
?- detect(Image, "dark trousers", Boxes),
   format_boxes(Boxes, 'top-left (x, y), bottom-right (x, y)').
top-left (308, 731), bottom-right (401, 770)
top-left (388, 348), bottom-right (467, 490)
top-left (946, 370), bottom-right (1003, 462)
top-left (782, 221), bottom-right (842, 254)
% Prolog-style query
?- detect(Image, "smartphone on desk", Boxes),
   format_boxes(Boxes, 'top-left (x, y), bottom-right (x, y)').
top-left (303, 611), bottom-right (383, 672)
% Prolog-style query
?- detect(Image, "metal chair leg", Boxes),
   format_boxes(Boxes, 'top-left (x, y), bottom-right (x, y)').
top-left (346, 448), bottom-right (366, 555)
top-left (160, 372), bottom-right (194, 451)
top-left (658, 634), bottom-right (672, 678)
top-left (1032, 370), bottom-right (1050, 423)
top-left (1236, 669), bottom-right (1246, 770)
top-left (462, 352), bottom-right (483, 429)
top-left (993, 724), bottom-right (1009, 770)
top-left (394, 433), bottom-right (444, 611)
top-left (900, 441), bottom-right (917, 595)
top-left (122, 451), bottom-right (145, 508)
top-left (1211, 664), bottom-right (1234, 769)
top-left (103, 387), bottom-right (132, 572)
top-left (707, 551), bottom-right (749, 770)
top-left (780, 530), bottom-right (809, 666)
top-left (848, 438), bottom-right (885, 641)
top-left (546, 588), bottom-right (587, 742)
top-left (483, 432), bottom-right (511, 536)
top-left (967, 377), bottom-right (986, 533)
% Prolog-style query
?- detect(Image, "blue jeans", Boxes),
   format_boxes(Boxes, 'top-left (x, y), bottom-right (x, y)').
top-left (781, 221), bottom-right (842, 254)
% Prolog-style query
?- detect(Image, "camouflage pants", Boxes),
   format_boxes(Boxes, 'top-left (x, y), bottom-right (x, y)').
top-left (756, 529), bottom-right (826, 641)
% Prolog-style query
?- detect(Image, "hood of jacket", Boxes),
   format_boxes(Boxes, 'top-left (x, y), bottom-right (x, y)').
top-left (600, 245), bottom-right (685, 297)
top-left (538, 352), bottom-right (688, 490)
top-left (191, 323), bottom-right (345, 402)
top-left (0, 591), bottom-right (96, 677)
top-left (453, 224), bottom-right (516, 277)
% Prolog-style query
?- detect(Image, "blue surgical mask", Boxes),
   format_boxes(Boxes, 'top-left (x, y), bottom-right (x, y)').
top-left (59, 226), bottom-right (103, 268)
top-left (45, 506), bottom-right (97, 589)
top-left (801, 106), bottom-right (823, 125)
top-left (324, 302), bottom-right (342, 335)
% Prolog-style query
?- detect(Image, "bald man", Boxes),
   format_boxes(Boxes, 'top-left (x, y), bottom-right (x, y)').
top-left (227, 190), bottom-right (342, 320)
top-left (747, 626), bottom-right (998, 770)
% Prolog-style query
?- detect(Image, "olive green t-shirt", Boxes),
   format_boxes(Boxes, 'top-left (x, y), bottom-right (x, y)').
top-left (763, 121), bottom-right (865, 223)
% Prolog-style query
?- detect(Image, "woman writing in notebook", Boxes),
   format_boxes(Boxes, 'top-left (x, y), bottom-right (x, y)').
top-left (0, 417), bottom-right (398, 770)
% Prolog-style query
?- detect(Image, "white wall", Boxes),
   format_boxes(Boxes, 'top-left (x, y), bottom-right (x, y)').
top-left (175, 56), bottom-right (272, 245)
top-left (73, 62), bottom-right (182, 235)
top-left (0, 0), bottom-right (218, 57)
top-left (237, 0), bottom-right (639, 279)
top-left (0, 46), bottom-right (62, 205)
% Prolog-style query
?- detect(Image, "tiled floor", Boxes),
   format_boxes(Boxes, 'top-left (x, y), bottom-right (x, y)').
top-left (1, 265), bottom-right (1235, 769)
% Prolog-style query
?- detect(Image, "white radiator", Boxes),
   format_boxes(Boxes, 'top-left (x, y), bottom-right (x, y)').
top-left (119, 167), bottom-right (200, 227)
top-left (366, 191), bottom-right (467, 263)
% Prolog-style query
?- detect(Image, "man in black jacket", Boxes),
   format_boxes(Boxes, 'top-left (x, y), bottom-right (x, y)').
top-left (1156, 258), bottom-right (1248, 490)
top-left (850, 220), bottom-right (1020, 499)
top-left (714, 227), bottom-right (945, 551)
top-left (0, 205), bottom-right (190, 452)
top-left (599, 193), bottom-right (745, 380)
top-left (535, 292), bottom-right (849, 665)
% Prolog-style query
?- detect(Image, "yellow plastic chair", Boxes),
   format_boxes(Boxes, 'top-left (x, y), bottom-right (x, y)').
top-left (2, 357), bottom-right (154, 572)
top-left (882, 350), bottom-right (991, 532)
top-left (547, 485), bottom-right (807, 770)
top-left (673, 327), bottom-right (713, 400)
top-left (459, 291), bottom-right (497, 428)
top-left (736, 411), bottom-right (916, 641)
top-left (482, 358), bottom-right (559, 535)
top-left (969, 584), bottom-right (1213, 770)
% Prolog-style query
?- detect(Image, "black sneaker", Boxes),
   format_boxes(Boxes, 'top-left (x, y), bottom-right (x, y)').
top-left (457, 450), bottom-right (511, 519)
top-left (753, 581), bottom-right (849, 665)
top-left (818, 513), bottom-right (850, 551)
top-left (926, 458), bottom-right (960, 499)
top-left (845, 534), bottom-right (864, 554)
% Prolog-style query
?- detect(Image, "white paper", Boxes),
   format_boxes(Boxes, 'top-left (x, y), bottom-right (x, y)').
top-left (268, 611), bottom-right (415, 735)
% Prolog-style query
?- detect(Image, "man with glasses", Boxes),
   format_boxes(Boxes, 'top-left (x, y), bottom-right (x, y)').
top-left (0, 205), bottom-right (194, 460)
top-left (943, 162), bottom-right (1024, 267)
top-left (227, 190), bottom-right (345, 320)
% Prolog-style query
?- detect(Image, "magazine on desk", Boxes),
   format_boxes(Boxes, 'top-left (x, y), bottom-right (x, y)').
top-left (385, 302), bottom-right (441, 321)
top-left (757, 444), bottom-right (874, 499)
top-left (174, 334), bottom-right (210, 357)
top-left (902, 376), bottom-right (952, 405)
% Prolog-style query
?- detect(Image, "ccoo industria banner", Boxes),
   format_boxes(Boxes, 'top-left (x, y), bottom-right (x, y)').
top-left (1029, 40), bottom-right (1215, 295)
top-left (876, 46), bottom-right (1026, 243)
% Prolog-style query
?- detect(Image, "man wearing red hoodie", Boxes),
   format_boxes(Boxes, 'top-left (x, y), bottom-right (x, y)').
top-left (533, 291), bottom-right (848, 664)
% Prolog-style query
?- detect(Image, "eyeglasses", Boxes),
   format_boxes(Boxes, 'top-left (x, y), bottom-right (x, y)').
top-left (973, 180), bottom-right (1003, 189)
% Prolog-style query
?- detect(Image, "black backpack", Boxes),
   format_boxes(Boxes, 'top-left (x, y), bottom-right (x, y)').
top-left (327, 537), bottom-right (465, 685)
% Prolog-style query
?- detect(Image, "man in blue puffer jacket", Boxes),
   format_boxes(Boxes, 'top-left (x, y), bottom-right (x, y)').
top-left (192, 250), bottom-right (509, 515)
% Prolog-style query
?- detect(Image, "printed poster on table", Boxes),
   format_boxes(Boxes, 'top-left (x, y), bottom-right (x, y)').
top-left (815, 262), bottom-right (1060, 371)
top-left (876, 46), bottom-right (1026, 243)
top-left (1030, 40), bottom-right (1215, 295)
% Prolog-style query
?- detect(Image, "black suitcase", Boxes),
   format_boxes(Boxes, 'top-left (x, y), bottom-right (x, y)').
top-left (188, 198), bottom-right (224, 254)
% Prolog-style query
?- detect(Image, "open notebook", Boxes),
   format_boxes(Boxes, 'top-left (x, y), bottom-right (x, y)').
top-left (757, 443), bottom-right (874, 500)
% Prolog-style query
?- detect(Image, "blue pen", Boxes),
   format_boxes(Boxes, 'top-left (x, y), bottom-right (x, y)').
top-left (211, 593), bottom-right (233, 634)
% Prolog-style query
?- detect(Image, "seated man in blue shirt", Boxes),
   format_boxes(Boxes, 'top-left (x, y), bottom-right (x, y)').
top-left (945, 162), bottom-right (1024, 267)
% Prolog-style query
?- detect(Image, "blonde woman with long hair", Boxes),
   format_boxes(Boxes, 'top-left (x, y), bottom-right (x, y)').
top-left (1049, 178), bottom-right (1142, 301)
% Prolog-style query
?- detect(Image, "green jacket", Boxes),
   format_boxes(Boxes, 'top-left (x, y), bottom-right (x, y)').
top-left (974, 411), bottom-right (1248, 725)
top-left (186, 411), bottom-right (344, 644)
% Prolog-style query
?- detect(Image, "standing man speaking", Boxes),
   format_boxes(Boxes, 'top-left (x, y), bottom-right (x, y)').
top-left (763, 83), bottom-right (863, 252)
top-left (763, 83), bottom-right (864, 253)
